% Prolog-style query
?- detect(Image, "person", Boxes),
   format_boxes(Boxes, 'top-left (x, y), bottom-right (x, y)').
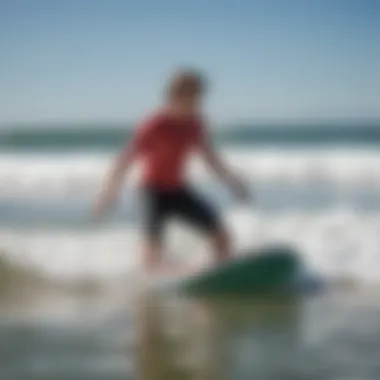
top-left (92, 68), bottom-right (250, 273)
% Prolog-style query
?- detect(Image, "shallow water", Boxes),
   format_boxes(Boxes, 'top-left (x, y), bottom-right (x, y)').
top-left (1, 286), bottom-right (380, 380)
top-left (2, 145), bottom-right (380, 379)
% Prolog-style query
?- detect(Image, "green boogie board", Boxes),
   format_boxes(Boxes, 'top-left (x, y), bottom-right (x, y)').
top-left (155, 245), bottom-right (300, 296)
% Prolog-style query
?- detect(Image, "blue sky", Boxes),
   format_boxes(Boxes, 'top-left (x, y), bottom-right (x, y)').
top-left (1, 0), bottom-right (379, 125)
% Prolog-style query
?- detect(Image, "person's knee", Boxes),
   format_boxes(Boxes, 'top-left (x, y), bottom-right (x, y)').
top-left (215, 227), bottom-right (230, 248)
top-left (141, 238), bottom-right (162, 269)
top-left (210, 226), bottom-right (231, 260)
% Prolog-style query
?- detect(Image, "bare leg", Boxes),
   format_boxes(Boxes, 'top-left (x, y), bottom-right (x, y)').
top-left (141, 238), bottom-right (162, 274)
top-left (209, 227), bottom-right (232, 264)
top-left (141, 238), bottom-right (181, 274)
top-left (141, 228), bottom-right (232, 274)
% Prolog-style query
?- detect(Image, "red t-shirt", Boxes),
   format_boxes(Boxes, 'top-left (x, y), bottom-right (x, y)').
top-left (126, 110), bottom-right (206, 189)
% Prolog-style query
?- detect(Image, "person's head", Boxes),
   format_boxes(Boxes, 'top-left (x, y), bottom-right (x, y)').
top-left (165, 68), bottom-right (207, 117)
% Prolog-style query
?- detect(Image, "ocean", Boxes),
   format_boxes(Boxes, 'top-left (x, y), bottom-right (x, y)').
top-left (1, 122), bottom-right (380, 379)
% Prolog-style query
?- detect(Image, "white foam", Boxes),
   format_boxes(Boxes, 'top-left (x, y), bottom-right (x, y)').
top-left (1, 148), bottom-right (380, 199)
top-left (0, 227), bottom-right (140, 283)
top-left (0, 208), bottom-right (380, 285)
top-left (1, 148), bottom-right (380, 286)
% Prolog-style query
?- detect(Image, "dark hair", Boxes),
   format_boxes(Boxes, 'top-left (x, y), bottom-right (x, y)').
top-left (166, 68), bottom-right (207, 99)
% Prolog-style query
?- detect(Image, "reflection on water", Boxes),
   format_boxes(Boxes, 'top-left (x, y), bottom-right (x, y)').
top-left (134, 291), bottom-right (300, 380)
top-left (1, 287), bottom-right (380, 379)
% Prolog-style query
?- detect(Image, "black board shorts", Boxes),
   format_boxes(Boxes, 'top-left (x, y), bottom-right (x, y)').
top-left (140, 186), bottom-right (221, 242)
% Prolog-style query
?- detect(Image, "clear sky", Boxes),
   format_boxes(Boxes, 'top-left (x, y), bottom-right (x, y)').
top-left (1, 0), bottom-right (379, 125)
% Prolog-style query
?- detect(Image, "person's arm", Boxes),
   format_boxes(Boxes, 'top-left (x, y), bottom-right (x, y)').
top-left (199, 136), bottom-right (230, 180)
top-left (197, 125), bottom-right (250, 201)
top-left (92, 120), bottom-right (154, 219)
top-left (92, 145), bottom-right (135, 219)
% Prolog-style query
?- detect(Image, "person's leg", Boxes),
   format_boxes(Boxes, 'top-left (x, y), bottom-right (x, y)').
top-left (141, 238), bottom-right (162, 273)
top-left (174, 187), bottom-right (232, 264)
top-left (209, 225), bottom-right (231, 262)
top-left (140, 188), bottom-right (168, 273)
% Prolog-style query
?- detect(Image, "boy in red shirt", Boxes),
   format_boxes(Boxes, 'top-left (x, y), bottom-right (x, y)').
top-left (93, 69), bottom-right (249, 273)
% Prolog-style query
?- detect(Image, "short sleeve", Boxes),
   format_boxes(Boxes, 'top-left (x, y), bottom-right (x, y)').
top-left (117, 114), bottom-right (161, 162)
top-left (129, 114), bottom-right (162, 157)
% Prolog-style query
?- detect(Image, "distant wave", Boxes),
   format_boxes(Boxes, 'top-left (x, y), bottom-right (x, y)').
top-left (1, 149), bottom-right (380, 216)
top-left (1, 122), bottom-right (380, 150)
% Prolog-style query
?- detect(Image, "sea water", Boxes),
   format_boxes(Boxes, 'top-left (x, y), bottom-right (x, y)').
top-left (1, 124), bottom-right (380, 379)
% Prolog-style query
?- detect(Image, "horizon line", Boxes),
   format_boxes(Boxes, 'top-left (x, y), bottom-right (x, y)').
top-left (2, 117), bottom-right (380, 130)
